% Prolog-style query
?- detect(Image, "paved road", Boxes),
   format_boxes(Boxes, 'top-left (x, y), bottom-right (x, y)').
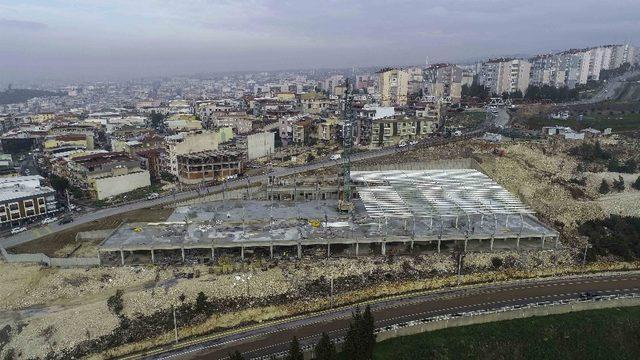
top-left (130, 273), bottom-right (640, 360)
top-left (0, 128), bottom-right (488, 249)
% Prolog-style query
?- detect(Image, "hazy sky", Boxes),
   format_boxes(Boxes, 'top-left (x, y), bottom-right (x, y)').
top-left (1, 0), bottom-right (638, 83)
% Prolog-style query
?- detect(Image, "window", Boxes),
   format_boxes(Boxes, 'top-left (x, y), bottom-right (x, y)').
top-left (9, 203), bottom-right (18, 211)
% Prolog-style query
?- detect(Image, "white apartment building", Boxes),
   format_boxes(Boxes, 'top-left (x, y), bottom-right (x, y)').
top-left (479, 59), bottom-right (531, 95)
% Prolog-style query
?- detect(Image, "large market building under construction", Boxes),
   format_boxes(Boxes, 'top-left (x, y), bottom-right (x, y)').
top-left (98, 167), bottom-right (559, 265)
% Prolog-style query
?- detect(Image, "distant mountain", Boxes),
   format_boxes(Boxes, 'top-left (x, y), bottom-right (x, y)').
top-left (0, 88), bottom-right (64, 105)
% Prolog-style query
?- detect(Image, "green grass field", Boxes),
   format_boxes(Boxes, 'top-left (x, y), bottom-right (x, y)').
top-left (370, 306), bottom-right (640, 360)
top-left (525, 113), bottom-right (640, 132)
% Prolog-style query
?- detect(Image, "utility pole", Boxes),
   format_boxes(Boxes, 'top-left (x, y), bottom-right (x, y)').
top-left (172, 305), bottom-right (178, 344)
top-left (329, 277), bottom-right (334, 307)
top-left (582, 243), bottom-right (592, 266)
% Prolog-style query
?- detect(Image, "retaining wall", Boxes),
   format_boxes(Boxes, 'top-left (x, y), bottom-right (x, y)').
top-left (0, 247), bottom-right (100, 267)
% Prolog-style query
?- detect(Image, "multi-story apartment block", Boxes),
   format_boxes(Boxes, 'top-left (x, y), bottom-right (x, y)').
top-left (424, 64), bottom-right (463, 101)
top-left (479, 59), bottom-right (531, 95)
top-left (0, 176), bottom-right (58, 228)
top-left (358, 116), bottom-right (437, 148)
top-left (177, 150), bottom-right (244, 184)
top-left (377, 68), bottom-right (409, 106)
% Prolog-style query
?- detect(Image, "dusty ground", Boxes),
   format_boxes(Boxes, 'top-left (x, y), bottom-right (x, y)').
top-left (0, 248), bottom-right (580, 359)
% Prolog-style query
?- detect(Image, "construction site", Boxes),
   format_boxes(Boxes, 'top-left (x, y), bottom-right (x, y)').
top-left (97, 167), bottom-right (559, 266)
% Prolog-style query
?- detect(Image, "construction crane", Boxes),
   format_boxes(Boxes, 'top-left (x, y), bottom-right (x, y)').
top-left (338, 78), bottom-right (354, 212)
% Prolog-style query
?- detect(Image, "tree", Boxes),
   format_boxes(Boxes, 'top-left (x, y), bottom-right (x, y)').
top-left (613, 175), bottom-right (625, 192)
top-left (107, 289), bottom-right (124, 316)
top-left (342, 306), bottom-right (376, 360)
top-left (195, 291), bottom-right (210, 315)
top-left (286, 336), bottom-right (304, 360)
top-left (314, 332), bottom-right (337, 360)
top-left (228, 351), bottom-right (244, 360)
top-left (599, 179), bottom-right (610, 194)
top-left (633, 176), bottom-right (640, 190)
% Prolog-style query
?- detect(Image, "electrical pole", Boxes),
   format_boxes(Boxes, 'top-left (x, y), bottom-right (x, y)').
top-left (329, 277), bottom-right (334, 307)
top-left (172, 305), bottom-right (178, 344)
top-left (582, 243), bottom-right (592, 266)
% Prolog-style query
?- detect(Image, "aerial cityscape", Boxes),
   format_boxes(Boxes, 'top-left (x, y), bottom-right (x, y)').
top-left (1, 1), bottom-right (640, 359)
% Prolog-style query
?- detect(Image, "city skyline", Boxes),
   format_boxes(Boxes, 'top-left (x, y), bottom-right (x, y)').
top-left (1, 0), bottom-right (639, 84)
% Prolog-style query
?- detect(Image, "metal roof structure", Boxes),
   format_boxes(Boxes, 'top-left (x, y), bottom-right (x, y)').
top-left (352, 169), bottom-right (534, 219)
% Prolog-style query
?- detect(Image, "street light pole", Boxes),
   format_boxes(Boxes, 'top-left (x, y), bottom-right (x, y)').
top-left (172, 305), bottom-right (178, 344)
top-left (582, 243), bottom-right (592, 266)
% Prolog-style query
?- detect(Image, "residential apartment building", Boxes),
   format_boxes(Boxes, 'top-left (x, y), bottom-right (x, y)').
top-left (0, 176), bottom-right (58, 227)
top-left (165, 131), bottom-right (219, 176)
top-left (176, 150), bottom-right (244, 184)
top-left (479, 59), bottom-right (531, 95)
top-left (377, 68), bottom-right (409, 106)
top-left (424, 64), bottom-right (463, 101)
top-left (61, 152), bottom-right (151, 200)
top-left (358, 116), bottom-right (437, 148)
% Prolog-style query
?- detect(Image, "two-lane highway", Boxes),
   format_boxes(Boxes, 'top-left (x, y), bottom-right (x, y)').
top-left (130, 273), bottom-right (640, 360)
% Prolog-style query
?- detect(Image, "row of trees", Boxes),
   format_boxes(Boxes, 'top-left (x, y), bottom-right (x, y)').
top-left (600, 176), bottom-right (640, 194)
top-left (462, 81), bottom-right (580, 102)
top-left (230, 305), bottom-right (376, 360)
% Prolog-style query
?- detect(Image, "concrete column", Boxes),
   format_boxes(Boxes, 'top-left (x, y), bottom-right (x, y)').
top-left (455, 216), bottom-right (459, 229)
top-left (381, 242), bottom-right (386, 256)
top-left (541, 236), bottom-right (545, 249)
top-left (297, 244), bottom-right (302, 259)
top-left (505, 214), bottom-right (509, 226)
top-left (410, 241), bottom-right (414, 252)
top-left (437, 238), bottom-right (441, 253)
top-left (97, 251), bottom-right (101, 265)
top-left (480, 214), bottom-right (484, 227)
top-left (211, 246), bottom-right (215, 261)
top-left (355, 243), bottom-right (359, 257)
top-left (516, 236), bottom-right (520, 250)
top-left (270, 244), bottom-right (274, 259)
top-left (151, 249), bottom-right (155, 263)
top-left (327, 243), bottom-right (331, 258)
top-left (464, 238), bottom-right (468, 251)
top-left (120, 250), bottom-right (125, 266)
top-left (490, 237), bottom-right (494, 251)
top-left (241, 246), bottom-right (245, 260)
top-left (181, 247), bottom-right (185, 262)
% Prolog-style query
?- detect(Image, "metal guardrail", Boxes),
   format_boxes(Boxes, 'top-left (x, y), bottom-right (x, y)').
top-left (255, 292), bottom-right (640, 360)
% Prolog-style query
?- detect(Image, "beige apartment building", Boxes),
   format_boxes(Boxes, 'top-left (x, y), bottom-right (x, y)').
top-left (378, 68), bottom-right (409, 106)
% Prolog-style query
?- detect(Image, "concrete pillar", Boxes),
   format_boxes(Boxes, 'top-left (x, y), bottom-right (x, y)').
top-left (381, 242), bottom-right (386, 256)
top-left (541, 236), bottom-right (545, 249)
top-left (327, 243), bottom-right (331, 258)
top-left (410, 241), bottom-right (414, 252)
top-left (464, 238), bottom-right (468, 251)
top-left (151, 249), bottom-right (155, 263)
top-left (241, 246), bottom-right (245, 260)
top-left (211, 246), bottom-right (215, 261)
top-left (555, 236), bottom-right (559, 249)
top-left (455, 216), bottom-right (459, 229)
top-left (120, 250), bottom-right (125, 266)
top-left (97, 251), bottom-right (101, 265)
top-left (490, 237), bottom-right (494, 251)
top-left (297, 243), bottom-right (302, 259)
top-left (437, 238), bottom-right (441, 253)
top-left (181, 247), bottom-right (185, 262)
top-left (516, 236), bottom-right (520, 250)
top-left (480, 214), bottom-right (484, 227)
top-left (270, 244), bottom-right (274, 259)
top-left (355, 243), bottom-right (359, 257)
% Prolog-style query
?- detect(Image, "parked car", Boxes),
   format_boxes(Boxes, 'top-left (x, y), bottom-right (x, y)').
top-left (147, 192), bottom-right (160, 200)
top-left (408, 140), bottom-right (418, 146)
top-left (330, 154), bottom-right (342, 160)
top-left (41, 217), bottom-right (58, 225)
top-left (58, 217), bottom-right (74, 225)
top-left (10, 227), bottom-right (27, 235)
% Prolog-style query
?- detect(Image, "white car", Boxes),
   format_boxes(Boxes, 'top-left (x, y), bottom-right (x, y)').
top-left (41, 217), bottom-right (58, 225)
top-left (147, 193), bottom-right (160, 200)
top-left (11, 227), bottom-right (27, 235)
top-left (397, 142), bottom-right (407, 148)
top-left (330, 154), bottom-right (342, 160)
top-left (409, 140), bottom-right (418, 146)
